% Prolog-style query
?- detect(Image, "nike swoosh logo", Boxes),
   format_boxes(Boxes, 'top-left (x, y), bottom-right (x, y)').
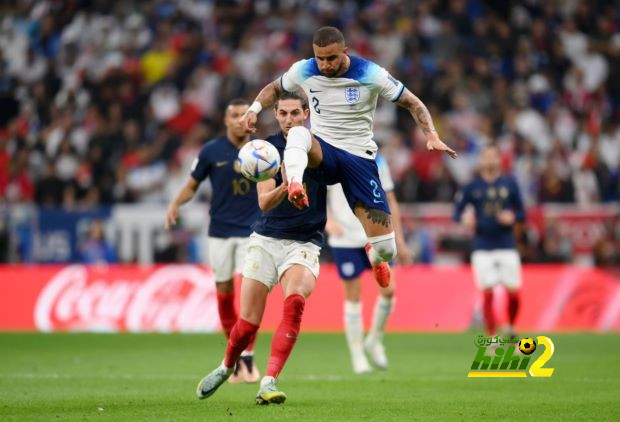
top-left (373, 199), bottom-right (384, 204)
top-left (285, 333), bottom-right (297, 339)
top-left (309, 89), bottom-right (322, 93)
top-left (216, 161), bottom-right (228, 167)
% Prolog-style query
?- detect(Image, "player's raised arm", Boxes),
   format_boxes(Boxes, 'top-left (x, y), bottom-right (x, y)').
top-left (240, 78), bottom-right (284, 134)
top-left (395, 89), bottom-right (457, 159)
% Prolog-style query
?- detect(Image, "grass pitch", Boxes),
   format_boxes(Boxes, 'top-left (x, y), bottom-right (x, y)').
top-left (0, 332), bottom-right (618, 421)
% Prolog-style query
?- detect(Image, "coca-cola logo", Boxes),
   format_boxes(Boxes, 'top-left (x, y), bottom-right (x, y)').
top-left (34, 265), bottom-right (220, 333)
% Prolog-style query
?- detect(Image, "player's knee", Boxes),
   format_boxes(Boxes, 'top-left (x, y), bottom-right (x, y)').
top-left (286, 126), bottom-right (312, 152)
top-left (369, 232), bottom-right (397, 262)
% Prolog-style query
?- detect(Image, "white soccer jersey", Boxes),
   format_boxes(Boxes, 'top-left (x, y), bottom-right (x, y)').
top-left (281, 56), bottom-right (405, 158)
top-left (327, 155), bottom-right (395, 248)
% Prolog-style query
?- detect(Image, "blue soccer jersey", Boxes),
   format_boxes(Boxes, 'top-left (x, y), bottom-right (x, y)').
top-left (453, 175), bottom-right (526, 250)
top-left (191, 136), bottom-right (260, 238)
top-left (251, 133), bottom-right (327, 246)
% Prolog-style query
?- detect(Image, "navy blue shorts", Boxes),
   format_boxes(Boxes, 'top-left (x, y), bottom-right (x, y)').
top-left (311, 136), bottom-right (391, 214)
top-left (331, 247), bottom-right (372, 280)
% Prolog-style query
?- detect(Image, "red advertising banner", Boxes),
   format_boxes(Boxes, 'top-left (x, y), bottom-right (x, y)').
top-left (0, 264), bottom-right (619, 332)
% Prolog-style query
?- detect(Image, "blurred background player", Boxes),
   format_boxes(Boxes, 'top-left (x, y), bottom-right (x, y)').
top-left (196, 92), bottom-right (327, 404)
top-left (165, 99), bottom-right (260, 383)
top-left (240, 26), bottom-right (457, 290)
top-left (453, 145), bottom-right (526, 337)
top-left (326, 154), bottom-right (412, 374)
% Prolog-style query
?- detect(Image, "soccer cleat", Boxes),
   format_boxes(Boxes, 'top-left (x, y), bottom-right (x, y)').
top-left (352, 353), bottom-right (373, 374)
top-left (196, 365), bottom-right (231, 399)
top-left (364, 243), bottom-right (391, 288)
top-left (239, 354), bottom-right (260, 383)
top-left (255, 376), bottom-right (287, 405)
top-left (364, 336), bottom-right (388, 370)
top-left (227, 361), bottom-right (243, 384)
top-left (287, 181), bottom-right (309, 209)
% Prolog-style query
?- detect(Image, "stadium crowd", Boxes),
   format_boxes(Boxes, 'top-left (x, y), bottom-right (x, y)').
top-left (0, 0), bottom-right (619, 264)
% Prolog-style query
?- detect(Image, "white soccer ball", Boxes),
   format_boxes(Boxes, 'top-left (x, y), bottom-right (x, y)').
top-left (237, 139), bottom-right (281, 182)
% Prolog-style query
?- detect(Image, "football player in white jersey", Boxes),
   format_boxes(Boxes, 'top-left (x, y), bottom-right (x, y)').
top-left (326, 155), bottom-right (412, 373)
top-left (240, 26), bottom-right (456, 289)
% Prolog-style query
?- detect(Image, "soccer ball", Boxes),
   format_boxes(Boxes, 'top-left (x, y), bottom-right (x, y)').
top-left (237, 139), bottom-right (281, 182)
top-left (518, 338), bottom-right (537, 355)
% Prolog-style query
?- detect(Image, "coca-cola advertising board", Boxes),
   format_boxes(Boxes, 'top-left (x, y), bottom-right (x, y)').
top-left (0, 264), bottom-right (619, 332)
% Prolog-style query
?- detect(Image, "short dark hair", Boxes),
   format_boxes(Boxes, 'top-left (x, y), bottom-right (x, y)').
top-left (313, 26), bottom-right (345, 47)
top-left (227, 98), bottom-right (250, 107)
top-left (275, 91), bottom-right (309, 110)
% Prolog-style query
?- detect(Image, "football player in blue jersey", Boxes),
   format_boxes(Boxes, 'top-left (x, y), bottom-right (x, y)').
top-left (196, 92), bottom-right (327, 405)
top-left (165, 99), bottom-right (260, 383)
top-left (240, 26), bottom-right (456, 290)
top-left (453, 145), bottom-right (526, 337)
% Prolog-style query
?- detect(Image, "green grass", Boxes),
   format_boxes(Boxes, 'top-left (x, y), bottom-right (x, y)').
top-left (0, 332), bottom-right (619, 421)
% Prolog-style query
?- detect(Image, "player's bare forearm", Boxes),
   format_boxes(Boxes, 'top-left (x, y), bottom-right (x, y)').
top-left (396, 89), bottom-right (436, 134)
top-left (254, 79), bottom-right (283, 110)
top-left (172, 180), bottom-right (199, 207)
top-left (396, 89), bottom-right (457, 159)
top-left (257, 180), bottom-right (287, 212)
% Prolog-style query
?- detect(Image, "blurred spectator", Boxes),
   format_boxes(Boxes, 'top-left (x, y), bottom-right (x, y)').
top-left (537, 218), bottom-right (573, 263)
top-left (402, 215), bottom-right (434, 264)
top-left (79, 219), bottom-right (117, 264)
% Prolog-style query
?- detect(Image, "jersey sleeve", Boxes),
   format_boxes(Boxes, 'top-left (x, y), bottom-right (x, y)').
top-left (453, 184), bottom-right (471, 222)
top-left (370, 63), bottom-right (405, 102)
top-left (190, 147), bottom-right (211, 183)
top-left (281, 59), bottom-right (312, 92)
top-left (376, 155), bottom-right (395, 192)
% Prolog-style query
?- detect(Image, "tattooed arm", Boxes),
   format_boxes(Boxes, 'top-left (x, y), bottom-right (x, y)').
top-left (240, 78), bottom-right (284, 134)
top-left (396, 89), bottom-right (457, 159)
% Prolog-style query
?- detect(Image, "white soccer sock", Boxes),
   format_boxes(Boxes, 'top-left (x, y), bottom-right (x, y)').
top-left (283, 126), bottom-right (311, 184)
top-left (367, 232), bottom-right (397, 265)
top-left (367, 295), bottom-right (393, 344)
top-left (344, 301), bottom-right (365, 359)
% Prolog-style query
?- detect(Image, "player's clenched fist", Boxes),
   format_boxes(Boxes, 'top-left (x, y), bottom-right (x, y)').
top-left (240, 111), bottom-right (258, 134)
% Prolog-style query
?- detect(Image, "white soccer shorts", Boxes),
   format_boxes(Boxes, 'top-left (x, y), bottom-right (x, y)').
top-left (242, 233), bottom-right (321, 291)
top-left (471, 249), bottom-right (522, 291)
top-left (207, 236), bottom-right (249, 282)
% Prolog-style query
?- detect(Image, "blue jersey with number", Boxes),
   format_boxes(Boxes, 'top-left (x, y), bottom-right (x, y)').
top-left (453, 174), bottom-right (526, 250)
top-left (251, 132), bottom-right (327, 246)
top-left (191, 136), bottom-right (260, 238)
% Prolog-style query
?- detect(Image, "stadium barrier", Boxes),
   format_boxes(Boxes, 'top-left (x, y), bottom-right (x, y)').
top-left (1, 264), bottom-right (618, 333)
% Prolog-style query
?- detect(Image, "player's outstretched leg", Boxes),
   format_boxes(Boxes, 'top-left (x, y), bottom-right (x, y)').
top-left (283, 126), bottom-right (312, 209)
top-left (196, 364), bottom-right (233, 399)
top-left (196, 318), bottom-right (259, 399)
top-left (365, 243), bottom-right (391, 288)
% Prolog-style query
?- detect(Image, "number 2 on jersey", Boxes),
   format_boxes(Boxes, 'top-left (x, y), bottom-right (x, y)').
top-left (370, 180), bottom-right (384, 204)
top-left (312, 96), bottom-right (320, 114)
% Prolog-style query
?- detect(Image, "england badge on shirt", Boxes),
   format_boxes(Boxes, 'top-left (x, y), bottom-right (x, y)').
top-left (345, 86), bottom-right (360, 104)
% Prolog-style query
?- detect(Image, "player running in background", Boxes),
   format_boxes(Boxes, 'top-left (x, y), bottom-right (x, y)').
top-left (165, 99), bottom-right (260, 383)
top-left (240, 26), bottom-right (456, 290)
top-left (326, 154), bottom-right (412, 374)
top-left (453, 145), bottom-right (526, 337)
top-left (196, 92), bottom-right (327, 405)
